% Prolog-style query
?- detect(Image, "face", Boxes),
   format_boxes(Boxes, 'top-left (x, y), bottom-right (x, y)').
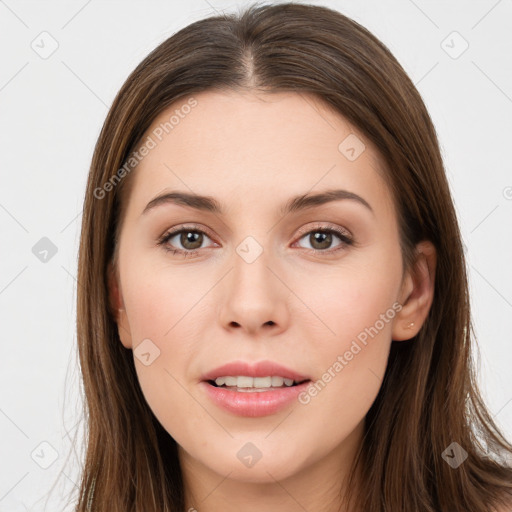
top-left (109, 90), bottom-right (418, 487)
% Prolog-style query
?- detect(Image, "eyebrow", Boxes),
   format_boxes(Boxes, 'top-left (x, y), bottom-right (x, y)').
top-left (142, 188), bottom-right (374, 217)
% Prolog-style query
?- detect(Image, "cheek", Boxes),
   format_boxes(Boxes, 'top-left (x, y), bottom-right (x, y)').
top-left (293, 250), bottom-right (401, 419)
top-left (119, 263), bottom-right (206, 428)
top-left (297, 247), bottom-right (401, 349)
top-left (122, 258), bottom-right (203, 343)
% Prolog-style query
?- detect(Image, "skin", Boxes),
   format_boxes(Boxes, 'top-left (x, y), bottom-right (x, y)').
top-left (108, 90), bottom-right (436, 512)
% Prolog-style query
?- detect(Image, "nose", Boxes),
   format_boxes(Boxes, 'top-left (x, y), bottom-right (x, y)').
top-left (217, 247), bottom-right (289, 337)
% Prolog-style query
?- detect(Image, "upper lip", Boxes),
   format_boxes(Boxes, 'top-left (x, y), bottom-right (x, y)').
top-left (201, 360), bottom-right (311, 382)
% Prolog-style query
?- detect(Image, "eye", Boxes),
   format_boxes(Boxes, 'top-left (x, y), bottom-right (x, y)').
top-left (157, 223), bottom-right (354, 258)
top-left (293, 224), bottom-right (353, 254)
top-left (157, 224), bottom-right (216, 257)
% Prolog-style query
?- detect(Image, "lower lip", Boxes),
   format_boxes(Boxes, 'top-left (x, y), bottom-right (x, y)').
top-left (200, 380), bottom-right (311, 417)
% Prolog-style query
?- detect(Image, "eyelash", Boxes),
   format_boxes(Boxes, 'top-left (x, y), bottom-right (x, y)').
top-left (156, 223), bottom-right (354, 258)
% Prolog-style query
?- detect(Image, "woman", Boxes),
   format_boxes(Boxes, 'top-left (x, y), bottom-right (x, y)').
top-left (75, 2), bottom-right (512, 510)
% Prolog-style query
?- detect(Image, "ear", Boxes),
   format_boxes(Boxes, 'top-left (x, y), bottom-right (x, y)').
top-left (107, 262), bottom-right (133, 349)
top-left (392, 240), bottom-right (436, 341)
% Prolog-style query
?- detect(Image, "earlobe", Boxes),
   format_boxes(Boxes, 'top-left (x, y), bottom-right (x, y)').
top-left (392, 241), bottom-right (436, 341)
top-left (107, 262), bottom-right (133, 349)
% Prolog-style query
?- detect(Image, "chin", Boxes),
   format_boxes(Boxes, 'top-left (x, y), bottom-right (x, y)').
top-left (187, 440), bottom-right (309, 484)
top-left (213, 460), bottom-right (301, 484)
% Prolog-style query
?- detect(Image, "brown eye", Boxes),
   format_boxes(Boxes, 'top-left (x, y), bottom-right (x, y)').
top-left (308, 231), bottom-right (333, 250)
top-left (177, 231), bottom-right (204, 250)
top-left (158, 227), bottom-right (215, 255)
top-left (296, 228), bottom-right (352, 252)
top-left (158, 224), bottom-right (352, 257)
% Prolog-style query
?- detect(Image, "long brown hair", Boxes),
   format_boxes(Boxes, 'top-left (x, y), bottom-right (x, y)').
top-left (74, 2), bottom-right (512, 510)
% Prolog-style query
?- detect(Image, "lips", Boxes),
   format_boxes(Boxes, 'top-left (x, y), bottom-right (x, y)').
top-left (200, 360), bottom-right (312, 417)
top-left (201, 360), bottom-right (311, 383)
top-left (200, 379), bottom-right (311, 417)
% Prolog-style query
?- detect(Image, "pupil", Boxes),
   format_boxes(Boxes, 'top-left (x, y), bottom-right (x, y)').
top-left (311, 232), bottom-right (331, 250)
top-left (181, 231), bottom-right (202, 250)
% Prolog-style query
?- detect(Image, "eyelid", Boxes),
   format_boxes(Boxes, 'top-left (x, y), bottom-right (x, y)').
top-left (158, 223), bottom-right (218, 248)
top-left (158, 221), bottom-right (353, 255)
top-left (294, 222), bottom-right (352, 240)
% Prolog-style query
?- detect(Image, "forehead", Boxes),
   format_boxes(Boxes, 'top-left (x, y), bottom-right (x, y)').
top-left (126, 90), bottom-right (394, 219)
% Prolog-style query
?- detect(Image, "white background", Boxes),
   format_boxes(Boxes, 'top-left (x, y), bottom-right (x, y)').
top-left (0, 0), bottom-right (511, 510)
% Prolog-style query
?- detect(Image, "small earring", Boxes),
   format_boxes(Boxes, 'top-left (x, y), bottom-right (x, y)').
top-left (405, 322), bottom-right (415, 329)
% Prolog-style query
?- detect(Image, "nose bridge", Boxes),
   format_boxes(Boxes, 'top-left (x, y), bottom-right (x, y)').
top-left (218, 233), bottom-right (288, 334)
top-left (231, 237), bottom-right (277, 305)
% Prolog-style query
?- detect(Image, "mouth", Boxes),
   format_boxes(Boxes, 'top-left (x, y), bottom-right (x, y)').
top-left (201, 360), bottom-right (311, 385)
top-left (201, 377), bottom-right (312, 417)
top-left (200, 360), bottom-right (312, 416)
top-left (206, 376), bottom-right (311, 392)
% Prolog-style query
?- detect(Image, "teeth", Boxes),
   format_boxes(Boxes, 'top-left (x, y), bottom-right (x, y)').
top-left (213, 376), bottom-right (299, 388)
top-left (271, 376), bottom-right (284, 387)
top-left (238, 376), bottom-right (254, 388)
top-left (253, 377), bottom-right (272, 387)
